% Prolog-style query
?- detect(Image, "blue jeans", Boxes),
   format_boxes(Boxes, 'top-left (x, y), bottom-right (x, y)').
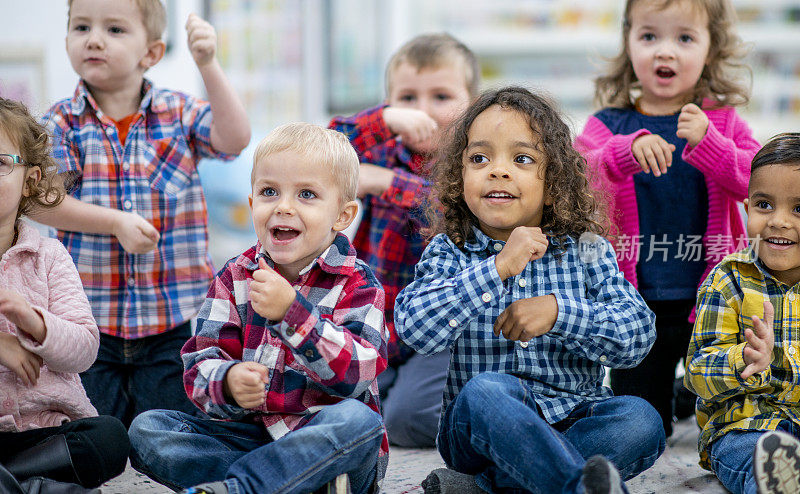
top-left (128, 399), bottom-right (384, 494)
top-left (437, 372), bottom-right (665, 494)
top-left (709, 420), bottom-right (800, 494)
top-left (80, 322), bottom-right (196, 427)
top-left (379, 349), bottom-right (449, 448)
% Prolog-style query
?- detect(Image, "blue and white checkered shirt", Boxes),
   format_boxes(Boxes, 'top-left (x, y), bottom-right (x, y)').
top-left (395, 227), bottom-right (656, 423)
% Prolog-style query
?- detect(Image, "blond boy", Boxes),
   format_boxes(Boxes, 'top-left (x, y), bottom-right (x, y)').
top-left (36, 0), bottom-right (250, 425)
top-left (129, 123), bottom-right (388, 494)
top-left (329, 33), bottom-right (479, 447)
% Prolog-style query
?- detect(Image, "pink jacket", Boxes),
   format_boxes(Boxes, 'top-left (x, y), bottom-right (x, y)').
top-left (0, 220), bottom-right (99, 431)
top-left (575, 105), bottom-right (760, 320)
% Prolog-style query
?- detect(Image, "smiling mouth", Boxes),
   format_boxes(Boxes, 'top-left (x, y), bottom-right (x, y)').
top-left (271, 227), bottom-right (300, 241)
top-left (656, 67), bottom-right (676, 78)
top-left (765, 237), bottom-right (796, 246)
top-left (484, 192), bottom-right (516, 199)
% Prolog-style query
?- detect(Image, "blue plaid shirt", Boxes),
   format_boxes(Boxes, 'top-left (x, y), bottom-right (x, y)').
top-left (395, 227), bottom-right (656, 423)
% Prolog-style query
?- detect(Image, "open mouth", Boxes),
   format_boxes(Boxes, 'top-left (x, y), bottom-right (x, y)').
top-left (765, 237), bottom-right (796, 246)
top-left (656, 67), bottom-right (676, 79)
top-left (484, 192), bottom-right (516, 199)
top-left (271, 226), bottom-right (300, 242)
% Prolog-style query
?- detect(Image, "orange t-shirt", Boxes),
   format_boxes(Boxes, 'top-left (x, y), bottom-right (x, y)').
top-left (113, 114), bottom-right (136, 146)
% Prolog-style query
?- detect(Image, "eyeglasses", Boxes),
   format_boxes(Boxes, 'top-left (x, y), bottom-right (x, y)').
top-left (0, 154), bottom-right (24, 177)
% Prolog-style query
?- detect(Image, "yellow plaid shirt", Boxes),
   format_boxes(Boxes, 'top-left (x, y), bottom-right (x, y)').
top-left (685, 248), bottom-right (800, 469)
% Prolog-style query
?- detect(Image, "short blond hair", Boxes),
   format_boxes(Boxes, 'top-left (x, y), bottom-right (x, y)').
top-left (386, 33), bottom-right (480, 99)
top-left (251, 123), bottom-right (359, 202)
top-left (68, 0), bottom-right (166, 41)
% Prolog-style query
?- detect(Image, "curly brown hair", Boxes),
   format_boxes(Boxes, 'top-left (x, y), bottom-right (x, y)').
top-left (595, 0), bottom-right (751, 110)
top-left (428, 87), bottom-right (605, 252)
top-left (0, 97), bottom-right (65, 221)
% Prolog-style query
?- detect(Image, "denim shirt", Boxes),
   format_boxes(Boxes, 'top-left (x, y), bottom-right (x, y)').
top-left (395, 227), bottom-right (656, 423)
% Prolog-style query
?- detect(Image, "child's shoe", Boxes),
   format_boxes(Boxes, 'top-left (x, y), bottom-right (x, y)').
top-left (182, 481), bottom-right (228, 494)
top-left (317, 473), bottom-right (350, 493)
top-left (754, 430), bottom-right (800, 494)
top-left (580, 455), bottom-right (624, 494)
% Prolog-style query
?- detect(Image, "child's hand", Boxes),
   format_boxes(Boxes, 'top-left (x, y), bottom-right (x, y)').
top-left (676, 103), bottom-right (709, 148)
top-left (112, 211), bottom-right (160, 254)
top-left (224, 362), bottom-right (268, 408)
top-left (0, 289), bottom-right (46, 343)
top-left (358, 163), bottom-right (395, 198)
top-left (494, 227), bottom-right (548, 281)
top-left (493, 294), bottom-right (558, 342)
top-left (741, 301), bottom-right (775, 380)
top-left (383, 107), bottom-right (438, 149)
top-left (250, 258), bottom-right (297, 321)
top-left (185, 13), bottom-right (217, 67)
top-left (632, 134), bottom-right (675, 177)
top-left (0, 333), bottom-right (42, 387)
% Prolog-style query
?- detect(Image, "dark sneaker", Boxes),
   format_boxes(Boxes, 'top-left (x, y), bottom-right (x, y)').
top-left (421, 467), bottom-right (485, 493)
top-left (182, 481), bottom-right (228, 494)
top-left (581, 455), bottom-right (624, 494)
top-left (318, 473), bottom-right (350, 494)
top-left (754, 431), bottom-right (800, 494)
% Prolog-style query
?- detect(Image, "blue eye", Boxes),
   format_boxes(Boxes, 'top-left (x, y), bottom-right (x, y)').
top-left (641, 33), bottom-right (655, 41)
top-left (109, 26), bottom-right (124, 34)
top-left (679, 34), bottom-right (693, 43)
top-left (299, 189), bottom-right (316, 200)
top-left (514, 155), bottom-right (534, 164)
top-left (261, 187), bottom-right (277, 197)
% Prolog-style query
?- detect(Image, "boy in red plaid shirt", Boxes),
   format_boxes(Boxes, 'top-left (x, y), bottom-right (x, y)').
top-left (128, 123), bottom-right (389, 494)
top-left (329, 33), bottom-right (478, 447)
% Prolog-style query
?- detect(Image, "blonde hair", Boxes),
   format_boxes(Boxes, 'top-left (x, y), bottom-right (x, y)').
top-left (0, 98), bottom-right (65, 221)
top-left (595, 0), bottom-right (750, 109)
top-left (251, 123), bottom-right (359, 202)
top-left (386, 33), bottom-right (480, 99)
top-left (68, 0), bottom-right (167, 41)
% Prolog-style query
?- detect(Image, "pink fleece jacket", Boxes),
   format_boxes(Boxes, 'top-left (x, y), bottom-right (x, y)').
top-left (575, 105), bottom-right (760, 320)
top-left (0, 220), bottom-right (99, 431)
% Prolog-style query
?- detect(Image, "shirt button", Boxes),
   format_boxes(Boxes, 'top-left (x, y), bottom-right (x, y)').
top-left (789, 346), bottom-right (796, 356)
top-left (599, 355), bottom-right (608, 363)
top-left (448, 319), bottom-right (458, 328)
top-left (127, 277), bottom-right (135, 287)
top-left (519, 341), bottom-right (529, 348)
top-left (481, 292), bottom-right (491, 303)
top-left (518, 279), bottom-right (527, 287)
top-left (122, 162), bottom-right (130, 172)
top-left (286, 326), bottom-right (296, 337)
top-left (789, 293), bottom-right (796, 301)
top-left (123, 199), bottom-right (132, 210)
top-left (305, 349), bottom-right (314, 358)
top-left (493, 243), bottom-right (503, 252)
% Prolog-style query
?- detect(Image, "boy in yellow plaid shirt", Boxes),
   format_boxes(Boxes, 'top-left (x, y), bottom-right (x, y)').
top-left (685, 133), bottom-right (800, 494)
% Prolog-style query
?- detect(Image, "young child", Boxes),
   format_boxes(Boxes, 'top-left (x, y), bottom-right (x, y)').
top-left (127, 123), bottom-right (389, 494)
top-left (35, 0), bottom-right (250, 426)
top-left (574, 0), bottom-right (761, 437)
top-left (395, 87), bottom-right (665, 494)
top-left (0, 97), bottom-right (128, 490)
top-left (685, 133), bottom-right (800, 494)
top-left (328, 33), bottom-right (477, 448)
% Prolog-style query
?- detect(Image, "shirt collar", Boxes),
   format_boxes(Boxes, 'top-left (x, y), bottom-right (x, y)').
top-left (730, 246), bottom-right (794, 286)
top-left (240, 233), bottom-right (357, 278)
top-left (70, 79), bottom-right (167, 117)
top-left (3, 220), bottom-right (41, 259)
top-left (461, 225), bottom-right (573, 253)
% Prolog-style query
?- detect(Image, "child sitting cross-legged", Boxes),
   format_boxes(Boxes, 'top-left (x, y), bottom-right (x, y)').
top-left (128, 123), bottom-right (389, 494)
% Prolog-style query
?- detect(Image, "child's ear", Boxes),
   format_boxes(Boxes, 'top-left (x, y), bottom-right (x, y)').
top-left (743, 197), bottom-right (749, 215)
top-left (23, 166), bottom-right (42, 197)
top-left (333, 200), bottom-right (359, 232)
top-left (141, 39), bottom-right (166, 70)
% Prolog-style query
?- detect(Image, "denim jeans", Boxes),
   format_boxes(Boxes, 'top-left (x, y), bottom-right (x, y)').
top-left (80, 322), bottom-right (197, 427)
top-left (128, 399), bottom-right (384, 494)
top-left (709, 420), bottom-right (800, 494)
top-left (437, 372), bottom-right (665, 494)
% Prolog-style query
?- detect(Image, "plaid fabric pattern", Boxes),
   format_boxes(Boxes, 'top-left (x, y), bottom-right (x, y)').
top-left (42, 80), bottom-right (235, 338)
top-left (182, 233), bottom-right (390, 466)
top-left (395, 228), bottom-right (656, 423)
top-left (685, 248), bottom-right (800, 469)
top-left (329, 104), bottom-right (428, 365)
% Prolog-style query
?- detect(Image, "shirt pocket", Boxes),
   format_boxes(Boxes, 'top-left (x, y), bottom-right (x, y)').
top-left (146, 137), bottom-right (194, 197)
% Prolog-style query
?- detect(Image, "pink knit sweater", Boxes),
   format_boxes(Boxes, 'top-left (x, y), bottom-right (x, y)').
top-left (0, 221), bottom-right (99, 431)
top-left (575, 105), bottom-right (760, 319)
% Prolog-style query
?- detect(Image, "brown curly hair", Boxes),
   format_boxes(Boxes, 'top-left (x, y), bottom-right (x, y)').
top-left (595, 0), bottom-right (751, 110)
top-left (0, 97), bottom-right (65, 221)
top-left (428, 87), bottom-right (606, 253)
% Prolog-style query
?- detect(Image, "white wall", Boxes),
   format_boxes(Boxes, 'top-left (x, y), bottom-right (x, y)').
top-left (0, 0), bottom-right (203, 116)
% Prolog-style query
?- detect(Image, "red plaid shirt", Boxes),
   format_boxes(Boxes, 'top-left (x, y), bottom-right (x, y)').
top-left (329, 105), bottom-right (429, 365)
top-left (182, 234), bottom-right (389, 477)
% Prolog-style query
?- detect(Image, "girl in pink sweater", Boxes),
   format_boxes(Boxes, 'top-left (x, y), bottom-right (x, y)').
top-left (574, 0), bottom-right (760, 438)
top-left (0, 97), bottom-right (128, 491)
